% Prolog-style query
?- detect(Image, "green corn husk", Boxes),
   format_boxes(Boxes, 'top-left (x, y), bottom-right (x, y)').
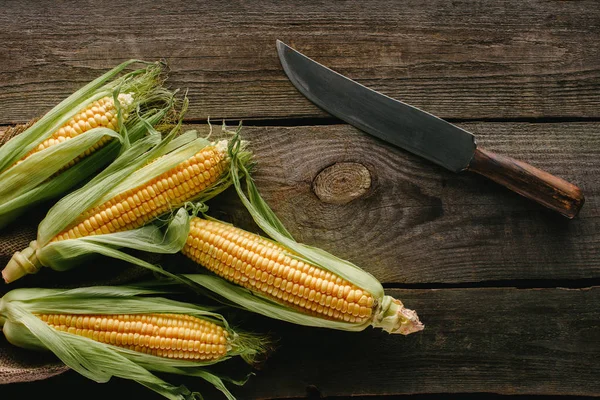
top-left (154, 127), bottom-right (422, 335)
top-left (0, 59), bottom-right (174, 229)
top-left (0, 285), bottom-right (266, 399)
top-left (2, 122), bottom-right (252, 286)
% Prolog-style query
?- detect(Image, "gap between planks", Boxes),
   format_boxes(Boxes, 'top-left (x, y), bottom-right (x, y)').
top-left (383, 279), bottom-right (600, 290)
top-left (3, 116), bottom-right (600, 130)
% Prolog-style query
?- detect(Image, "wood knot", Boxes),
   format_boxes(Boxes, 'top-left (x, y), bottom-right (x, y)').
top-left (312, 162), bottom-right (371, 204)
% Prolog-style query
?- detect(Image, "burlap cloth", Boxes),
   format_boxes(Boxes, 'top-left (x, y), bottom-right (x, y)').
top-left (0, 121), bottom-right (161, 383)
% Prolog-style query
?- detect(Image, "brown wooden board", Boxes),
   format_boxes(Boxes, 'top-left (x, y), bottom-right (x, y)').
top-left (4, 121), bottom-right (594, 284)
top-left (1, 1), bottom-right (598, 397)
top-left (237, 287), bottom-right (600, 398)
top-left (187, 122), bottom-right (599, 284)
top-left (1, 0), bottom-right (599, 123)
top-left (3, 120), bottom-right (596, 285)
top-left (2, 287), bottom-right (598, 398)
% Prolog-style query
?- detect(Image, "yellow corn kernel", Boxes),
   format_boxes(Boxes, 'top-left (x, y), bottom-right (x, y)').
top-left (37, 313), bottom-right (229, 361)
top-left (182, 218), bottom-right (376, 323)
top-left (13, 94), bottom-right (134, 173)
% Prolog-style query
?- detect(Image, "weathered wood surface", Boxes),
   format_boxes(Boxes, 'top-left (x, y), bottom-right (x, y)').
top-left (1, 0), bottom-right (599, 398)
top-left (0, 121), bottom-right (596, 286)
top-left (190, 122), bottom-right (600, 284)
top-left (1, 0), bottom-right (599, 123)
top-left (3, 287), bottom-right (599, 398)
top-left (238, 287), bottom-right (600, 398)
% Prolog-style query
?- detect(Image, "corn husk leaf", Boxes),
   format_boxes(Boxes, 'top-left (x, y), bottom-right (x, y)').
top-left (0, 60), bottom-right (173, 229)
top-left (0, 286), bottom-right (264, 399)
top-left (0, 59), bottom-right (142, 171)
top-left (37, 208), bottom-right (199, 291)
top-left (0, 127), bottom-right (120, 200)
top-left (0, 108), bottom-right (168, 228)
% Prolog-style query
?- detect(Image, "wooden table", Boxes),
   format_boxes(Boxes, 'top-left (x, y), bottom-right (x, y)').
top-left (1, 1), bottom-right (599, 398)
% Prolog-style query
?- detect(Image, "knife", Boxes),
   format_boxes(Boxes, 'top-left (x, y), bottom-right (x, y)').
top-left (276, 40), bottom-right (584, 219)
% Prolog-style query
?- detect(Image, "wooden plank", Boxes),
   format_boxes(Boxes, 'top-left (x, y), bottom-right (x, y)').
top-left (196, 122), bottom-right (600, 284)
top-left (2, 288), bottom-right (598, 398)
top-left (1, 0), bottom-right (599, 123)
top-left (237, 287), bottom-right (600, 398)
top-left (0, 121), bottom-right (597, 284)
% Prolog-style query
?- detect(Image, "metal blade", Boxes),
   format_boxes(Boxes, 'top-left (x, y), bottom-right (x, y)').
top-left (276, 40), bottom-right (477, 173)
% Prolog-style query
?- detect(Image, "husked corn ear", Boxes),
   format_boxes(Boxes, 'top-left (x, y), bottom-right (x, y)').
top-left (37, 313), bottom-right (229, 361)
top-left (14, 94), bottom-right (133, 171)
top-left (183, 218), bottom-right (376, 324)
top-left (52, 145), bottom-right (228, 242)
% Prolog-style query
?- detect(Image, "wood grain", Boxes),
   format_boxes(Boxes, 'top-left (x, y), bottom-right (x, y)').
top-left (1, 0), bottom-right (599, 123)
top-left (312, 162), bottom-right (372, 205)
top-left (195, 122), bottom-right (599, 284)
top-left (237, 287), bottom-right (600, 398)
top-left (1, 120), bottom-right (596, 285)
top-left (1, 2), bottom-right (598, 398)
top-left (2, 287), bottom-right (598, 398)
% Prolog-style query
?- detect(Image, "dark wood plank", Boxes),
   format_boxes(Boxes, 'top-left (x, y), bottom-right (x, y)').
top-left (196, 122), bottom-right (600, 284)
top-left (1, 121), bottom-right (597, 284)
top-left (2, 288), bottom-right (598, 398)
top-left (238, 287), bottom-right (600, 398)
top-left (1, 0), bottom-right (599, 123)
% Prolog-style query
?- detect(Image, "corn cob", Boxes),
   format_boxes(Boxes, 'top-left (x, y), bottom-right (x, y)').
top-left (177, 148), bottom-right (423, 335)
top-left (14, 94), bottom-right (133, 171)
top-left (0, 60), bottom-right (171, 230)
top-left (0, 285), bottom-right (265, 400)
top-left (38, 313), bottom-right (229, 361)
top-left (52, 144), bottom-right (227, 242)
top-left (183, 218), bottom-right (376, 324)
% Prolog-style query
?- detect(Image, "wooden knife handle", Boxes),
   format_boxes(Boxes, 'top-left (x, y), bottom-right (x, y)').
top-left (467, 147), bottom-right (584, 218)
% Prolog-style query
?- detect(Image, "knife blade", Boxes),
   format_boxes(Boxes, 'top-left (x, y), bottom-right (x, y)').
top-left (276, 40), bottom-right (584, 218)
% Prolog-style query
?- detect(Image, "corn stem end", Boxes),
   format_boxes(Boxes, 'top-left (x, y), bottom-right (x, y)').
top-left (2, 240), bottom-right (42, 284)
